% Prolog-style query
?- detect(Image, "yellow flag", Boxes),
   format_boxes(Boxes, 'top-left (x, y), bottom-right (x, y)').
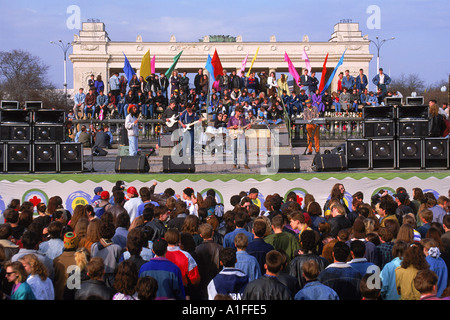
top-left (246, 47), bottom-right (259, 77)
top-left (140, 50), bottom-right (151, 80)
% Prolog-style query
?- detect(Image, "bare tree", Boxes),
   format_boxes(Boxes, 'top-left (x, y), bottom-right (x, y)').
top-left (0, 49), bottom-right (69, 109)
top-left (389, 73), bottom-right (426, 97)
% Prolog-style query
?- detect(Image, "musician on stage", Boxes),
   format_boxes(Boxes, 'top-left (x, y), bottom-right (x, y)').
top-left (303, 99), bottom-right (320, 155)
top-left (179, 103), bottom-right (205, 158)
top-left (227, 106), bottom-right (251, 169)
top-left (163, 101), bottom-right (179, 133)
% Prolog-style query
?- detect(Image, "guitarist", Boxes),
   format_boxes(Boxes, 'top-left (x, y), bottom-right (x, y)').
top-left (163, 101), bottom-right (179, 133)
top-left (179, 103), bottom-right (204, 158)
top-left (227, 106), bottom-right (251, 169)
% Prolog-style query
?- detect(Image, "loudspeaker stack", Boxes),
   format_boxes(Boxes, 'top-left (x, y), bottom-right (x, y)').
top-left (0, 101), bottom-right (83, 173)
top-left (347, 96), bottom-right (448, 170)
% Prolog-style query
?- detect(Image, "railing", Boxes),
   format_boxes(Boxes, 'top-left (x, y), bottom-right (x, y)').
top-left (72, 116), bottom-right (365, 145)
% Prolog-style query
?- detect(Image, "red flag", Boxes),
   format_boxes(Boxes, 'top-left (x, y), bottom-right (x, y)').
top-left (211, 49), bottom-right (223, 80)
top-left (319, 53), bottom-right (329, 93)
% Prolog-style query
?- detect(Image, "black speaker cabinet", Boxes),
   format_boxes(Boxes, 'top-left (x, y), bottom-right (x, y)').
top-left (162, 155), bottom-right (195, 173)
top-left (25, 101), bottom-right (43, 110)
top-left (266, 154), bottom-right (300, 172)
top-left (346, 139), bottom-right (370, 169)
top-left (0, 142), bottom-right (4, 172)
top-left (312, 153), bottom-right (347, 172)
top-left (406, 96), bottom-right (424, 106)
top-left (397, 138), bottom-right (423, 169)
top-left (33, 109), bottom-right (65, 124)
top-left (0, 124), bottom-right (32, 141)
top-left (115, 156), bottom-right (150, 173)
top-left (1, 100), bottom-right (19, 109)
top-left (364, 120), bottom-right (395, 138)
top-left (397, 105), bottom-right (428, 119)
top-left (397, 120), bottom-right (429, 138)
top-left (424, 137), bottom-right (449, 169)
top-left (33, 142), bottom-right (58, 172)
top-left (6, 142), bottom-right (32, 172)
top-left (363, 106), bottom-right (395, 120)
top-left (0, 109), bottom-right (31, 123)
top-left (33, 125), bottom-right (65, 142)
top-left (385, 97), bottom-right (402, 106)
top-left (371, 138), bottom-right (396, 169)
top-left (59, 142), bottom-right (83, 172)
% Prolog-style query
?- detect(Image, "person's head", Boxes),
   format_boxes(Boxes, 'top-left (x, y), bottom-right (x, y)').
top-left (419, 209), bottom-right (433, 224)
top-left (47, 221), bottom-right (63, 239)
top-left (392, 240), bottom-right (408, 259)
top-left (99, 221), bottom-right (116, 240)
top-left (126, 228), bottom-right (145, 256)
top-left (19, 253), bottom-right (48, 280)
top-left (330, 203), bottom-right (345, 217)
top-left (136, 276), bottom-right (158, 300)
top-left (360, 273), bottom-right (381, 300)
top-left (164, 228), bottom-right (180, 246)
top-left (198, 223), bottom-right (213, 240)
top-left (219, 247), bottom-right (237, 268)
top-left (21, 230), bottom-right (39, 250)
top-left (300, 229), bottom-right (317, 253)
top-left (152, 238), bottom-right (168, 257)
top-left (414, 269), bottom-right (438, 296)
top-left (301, 259), bottom-right (321, 281)
top-left (400, 243), bottom-right (429, 270)
top-left (264, 250), bottom-right (283, 275)
top-left (332, 241), bottom-right (350, 263)
top-left (87, 257), bottom-right (105, 280)
top-left (350, 240), bottom-right (366, 259)
top-left (252, 220), bottom-right (267, 238)
top-left (5, 261), bottom-right (27, 284)
top-left (234, 232), bottom-right (248, 250)
top-left (113, 259), bottom-right (139, 296)
top-left (289, 211), bottom-right (306, 231)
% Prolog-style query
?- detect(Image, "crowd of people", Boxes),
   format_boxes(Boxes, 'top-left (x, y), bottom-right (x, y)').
top-left (1, 180), bottom-right (450, 301)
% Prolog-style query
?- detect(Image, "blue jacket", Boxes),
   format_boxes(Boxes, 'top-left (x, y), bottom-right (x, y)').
top-left (426, 256), bottom-right (448, 297)
top-left (207, 267), bottom-right (248, 300)
top-left (317, 262), bottom-right (362, 300)
top-left (348, 258), bottom-right (375, 275)
top-left (223, 228), bottom-right (254, 249)
top-left (294, 280), bottom-right (339, 300)
top-left (139, 257), bottom-right (186, 300)
top-left (355, 74), bottom-right (368, 91)
top-left (96, 94), bottom-right (108, 106)
top-left (236, 251), bottom-right (262, 282)
top-left (342, 75), bottom-right (355, 90)
top-left (380, 257), bottom-right (401, 300)
top-left (372, 73), bottom-right (392, 86)
top-left (246, 238), bottom-right (275, 274)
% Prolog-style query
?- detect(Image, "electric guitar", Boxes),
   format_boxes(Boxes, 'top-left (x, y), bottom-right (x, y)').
top-left (181, 118), bottom-right (206, 133)
top-left (166, 114), bottom-right (179, 127)
top-left (228, 121), bottom-right (253, 139)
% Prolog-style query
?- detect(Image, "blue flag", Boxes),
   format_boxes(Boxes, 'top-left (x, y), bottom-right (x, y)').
top-left (320, 49), bottom-right (346, 95)
top-left (205, 54), bottom-right (215, 80)
top-left (123, 53), bottom-right (136, 84)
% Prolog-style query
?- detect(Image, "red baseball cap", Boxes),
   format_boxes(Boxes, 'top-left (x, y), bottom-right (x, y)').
top-left (100, 191), bottom-right (110, 200)
top-left (127, 186), bottom-right (138, 196)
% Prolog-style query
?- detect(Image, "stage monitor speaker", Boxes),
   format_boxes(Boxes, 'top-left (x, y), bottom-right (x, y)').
top-left (363, 106), bottom-right (394, 120)
top-left (364, 120), bottom-right (395, 138)
top-left (424, 137), bottom-right (449, 169)
top-left (33, 109), bottom-right (65, 124)
top-left (0, 143), bottom-right (4, 172)
top-left (0, 109), bottom-right (31, 123)
top-left (371, 138), bottom-right (396, 169)
top-left (346, 139), bottom-right (370, 169)
top-left (397, 120), bottom-right (429, 138)
top-left (115, 156), bottom-right (150, 173)
top-left (25, 101), bottom-right (43, 110)
top-left (0, 124), bottom-right (32, 141)
top-left (1, 100), bottom-right (19, 109)
top-left (406, 96), bottom-right (424, 106)
top-left (266, 154), bottom-right (300, 172)
top-left (385, 97), bottom-right (403, 106)
top-left (162, 155), bottom-right (195, 173)
top-left (397, 105), bottom-right (428, 119)
top-left (33, 125), bottom-right (65, 142)
top-left (159, 133), bottom-right (175, 147)
top-left (312, 153), bottom-right (347, 172)
top-left (59, 142), bottom-right (83, 172)
top-left (6, 142), bottom-right (32, 172)
top-left (33, 142), bottom-right (58, 172)
top-left (397, 138), bottom-right (423, 169)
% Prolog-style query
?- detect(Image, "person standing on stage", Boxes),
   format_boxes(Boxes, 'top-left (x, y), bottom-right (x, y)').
top-left (179, 103), bottom-right (203, 159)
top-left (125, 104), bottom-right (140, 156)
top-left (303, 99), bottom-right (320, 155)
top-left (227, 106), bottom-right (251, 169)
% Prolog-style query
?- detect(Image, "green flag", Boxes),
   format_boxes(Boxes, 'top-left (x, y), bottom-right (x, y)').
top-left (165, 50), bottom-right (183, 78)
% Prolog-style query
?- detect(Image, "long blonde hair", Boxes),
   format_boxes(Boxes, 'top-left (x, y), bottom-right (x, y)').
top-left (21, 254), bottom-right (48, 281)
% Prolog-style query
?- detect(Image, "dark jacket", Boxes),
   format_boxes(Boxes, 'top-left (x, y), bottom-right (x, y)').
top-left (195, 239), bottom-right (223, 299)
top-left (317, 262), bottom-right (362, 300)
top-left (246, 238), bottom-right (275, 275)
top-left (74, 279), bottom-right (115, 300)
top-left (289, 253), bottom-right (330, 289)
top-left (242, 275), bottom-right (292, 300)
top-left (327, 215), bottom-right (352, 238)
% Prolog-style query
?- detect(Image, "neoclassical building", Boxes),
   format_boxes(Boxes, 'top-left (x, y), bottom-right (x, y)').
top-left (70, 20), bottom-right (373, 93)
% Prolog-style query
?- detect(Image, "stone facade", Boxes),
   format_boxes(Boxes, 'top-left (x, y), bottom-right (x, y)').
top-left (70, 21), bottom-right (373, 93)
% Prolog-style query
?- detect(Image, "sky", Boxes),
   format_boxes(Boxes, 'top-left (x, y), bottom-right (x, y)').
top-left (0, 0), bottom-right (449, 91)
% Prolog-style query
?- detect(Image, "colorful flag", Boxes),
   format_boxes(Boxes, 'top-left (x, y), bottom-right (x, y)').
top-left (165, 50), bottom-right (183, 78)
top-left (320, 50), bottom-right (346, 95)
top-left (205, 54), bottom-right (215, 79)
top-left (246, 47), bottom-right (259, 77)
top-left (123, 52), bottom-right (135, 84)
top-left (284, 52), bottom-right (300, 85)
top-left (318, 53), bottom-right (329, 93)
top-left (302, 48), bottom-right (312, 74)
top-left (151, 55), bottom-right (156, 74)
top-left (140, 50), bottom-right (151, 80)
top-left (211, 49), bottom-right (223, 80)
top-left (240, 52), bottom-right (249, 74)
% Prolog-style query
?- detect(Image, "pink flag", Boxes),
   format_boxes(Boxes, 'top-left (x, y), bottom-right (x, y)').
top-left (302, 48), bottom-right (311, 74)
top-left (151, 56), bottom-right (156, 74)
top-left (240, 52), bottom-right (249, 74)
top-left (284, 52), bottom-right (300, 84)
